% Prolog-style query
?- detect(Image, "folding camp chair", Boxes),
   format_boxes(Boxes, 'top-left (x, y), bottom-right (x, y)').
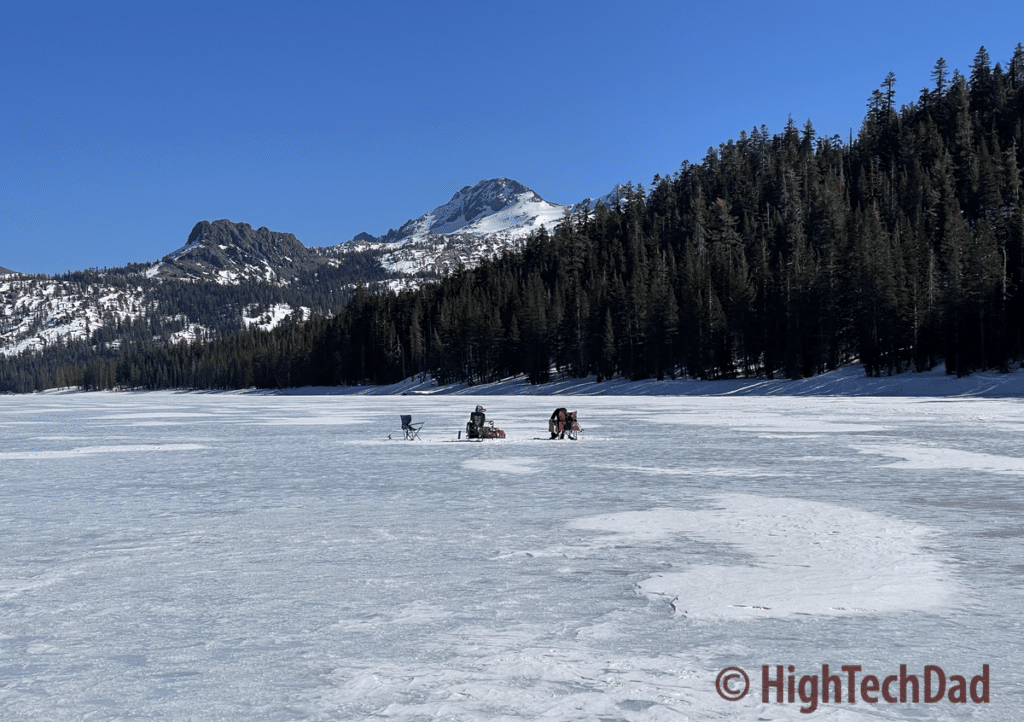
top-left (401, 414), bottom-right (424, 440)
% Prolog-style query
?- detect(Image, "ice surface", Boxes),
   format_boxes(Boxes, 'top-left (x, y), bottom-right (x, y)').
top-left (571, 495), bottom-right (959, 619)
top-left (1, 393), bottom-right (1021, 720)
top-left (0, 443), bottom-right (207, 459)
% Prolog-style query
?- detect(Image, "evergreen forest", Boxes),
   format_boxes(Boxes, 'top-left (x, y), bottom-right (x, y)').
top-left (4, 44), bottom-right (1024, 393)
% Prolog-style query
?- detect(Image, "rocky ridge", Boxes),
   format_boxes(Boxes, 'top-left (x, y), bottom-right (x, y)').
top-left (2, 179), bottom-right (623, 358)
top-left (154, 220), bottom-right (323, 285)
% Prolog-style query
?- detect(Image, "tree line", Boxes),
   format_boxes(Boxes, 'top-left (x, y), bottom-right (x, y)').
top-left (3, 44), bottom-right (1024, 393)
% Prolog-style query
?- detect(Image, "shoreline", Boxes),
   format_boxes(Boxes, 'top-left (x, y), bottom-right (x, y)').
top-left (25, 364), bottom-right (1024, 399)
top-left (269, 364), bottom-right (1024, 399)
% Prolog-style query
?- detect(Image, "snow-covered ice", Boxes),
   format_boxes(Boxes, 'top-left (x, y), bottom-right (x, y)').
top-left (1, 392), bottom-right (1021, 720)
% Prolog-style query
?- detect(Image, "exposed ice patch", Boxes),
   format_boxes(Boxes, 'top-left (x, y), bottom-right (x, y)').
top-left (569, 494), bottom-right (960, 620)
top-left (391, 601), bottom-right (452, 625)
top-left (595, 464), bottom-right (790, 478)
top-left (650, 412), bottom-right (888, 434)
top-left (463, 457), bottom-right (541, 474)
top-left (257, 415), bottom-right (374, 426)
top-left (0, 444), bottom-right (207, 460)
top-left (853, 444), bottom-right (1024, 474)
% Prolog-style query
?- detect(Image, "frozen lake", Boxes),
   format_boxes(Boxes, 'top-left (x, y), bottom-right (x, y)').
top-left (1, 392), bottom-right (1022, 720)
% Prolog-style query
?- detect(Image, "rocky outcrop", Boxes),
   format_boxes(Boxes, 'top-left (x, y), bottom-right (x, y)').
top-left (159, 220), bottom-right (321, 284)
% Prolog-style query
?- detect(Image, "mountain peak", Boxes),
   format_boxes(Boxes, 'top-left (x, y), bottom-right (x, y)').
top-left (161, 219), bottom-right (315, 285)
top-left (329, 178), bottom-right (625, 287)
top-left (571, 184), bottom-right (630, 214)
top-left (451, 177), bottom-right (531, 200)
top-left (184, 219), bottom-right (301, 250)
top-left (375, 178), bottom-right (556, 245)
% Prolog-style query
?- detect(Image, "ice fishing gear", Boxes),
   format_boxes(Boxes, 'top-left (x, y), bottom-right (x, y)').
top-left (400, 415), bottom-right (423, 440)
top-left (465, 405), bottom-right (505, 439)
top-left (548, 408), bottom-right (582, 440)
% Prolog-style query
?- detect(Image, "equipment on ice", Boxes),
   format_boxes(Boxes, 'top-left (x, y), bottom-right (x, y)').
top-left (466, 405), bottom-right (505, 439)
top-left (400, 415), bottom-right (423, 440)
top-left (548, 408), bottom-right (582, 440)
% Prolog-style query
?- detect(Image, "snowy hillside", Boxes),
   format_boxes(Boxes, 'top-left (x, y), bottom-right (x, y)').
top-left (0, 219), bottom-right (381, 358)
top-left (374, 178), bottom-right (567, 244)
top-left (2, 180), bottom-right (622, 358)
top-left (0, 273), bottom-right (311, 358)
top-left (0, 276), bottom-right (153, 356)
top-left (286, 363), bottom-right (1024, 398)
top-left (328, 178), bottom-right (626, 286)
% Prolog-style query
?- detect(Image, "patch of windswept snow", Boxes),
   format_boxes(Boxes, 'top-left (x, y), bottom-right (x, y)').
top-left (268, 363), bottom-right (1024, 398)
top-left (571, 494), bottom-right (959, 619)
top-left (243, 303), bottom-right (297, 332)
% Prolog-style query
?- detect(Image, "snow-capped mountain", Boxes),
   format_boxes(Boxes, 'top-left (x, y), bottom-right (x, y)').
top-left (330, 178), bottom-right (625, 284)
top-left (374, 178), bottom-right (568, 244)
top-left (0, 219), bottom-right (371, 358)
top-left (570, 185), bottom-right (630, 215)
top-left (0, 265), bottom-right (18, 276)
top-left (2, 179), bottom-right (624, 359)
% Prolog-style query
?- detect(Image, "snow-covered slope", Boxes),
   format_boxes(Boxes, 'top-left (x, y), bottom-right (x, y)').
top-left (2, 179), bottom-right (623, 357)
top-left (375, 178), bottom-right (567, 244)
top-left (0, 273), bottom-right (307, 358)
top-left (326, 179), bottom-right (625, 286)
top-left (0, 276), bottom-right (151, 356)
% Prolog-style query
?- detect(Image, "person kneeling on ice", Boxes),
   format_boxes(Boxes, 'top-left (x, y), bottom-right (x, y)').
top-left (549, 408), bottom-right (582, 440)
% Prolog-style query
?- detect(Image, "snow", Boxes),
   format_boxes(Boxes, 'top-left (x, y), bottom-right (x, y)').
top-left (393, 185), bottom-right (561, 240)
top-left (242, 303), bottom-right (300, 331)
top-left (457, 192), bottom-right (565, 236)
top-left (573, 495), bottom-right (959, 620)
top-left (273, 363), bottom-right (1024, 398)
top-left (166, 323), bottom-right (210, 345)
top-left (1, 279), bottom-right (149, 357)
top-left (1, 390), bottom-right (1020, 720)
top-left (339, 180), bottom-right (578, 286)
top-left (165, 237), bottom-right (203, 259)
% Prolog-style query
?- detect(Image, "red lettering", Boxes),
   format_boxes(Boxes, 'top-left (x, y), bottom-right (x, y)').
top-left (970, 665), bottom-right (989, 703)
top-left (948, 675), bottom-right (967, 703)
top-left (841, 665), bottom-right (861, 704)
top-left (821, 664), bottom-right (841, 703)
top-left (860, 675), bottom-right (879, 703)
top-left (899, 664), bottom-right (919, 703)
top-left (882, 675), bottom-right (899, 703)
top-left (763, 665), bottom-right (784, 703)
top-left (924, 665), bottom-right (945, 703)
top-left (798, 675), bottom-right (818, 714)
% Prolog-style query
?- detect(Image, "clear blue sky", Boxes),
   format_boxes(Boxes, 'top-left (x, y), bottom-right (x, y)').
top-left (3, 0), bottom-right (1022, 275)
